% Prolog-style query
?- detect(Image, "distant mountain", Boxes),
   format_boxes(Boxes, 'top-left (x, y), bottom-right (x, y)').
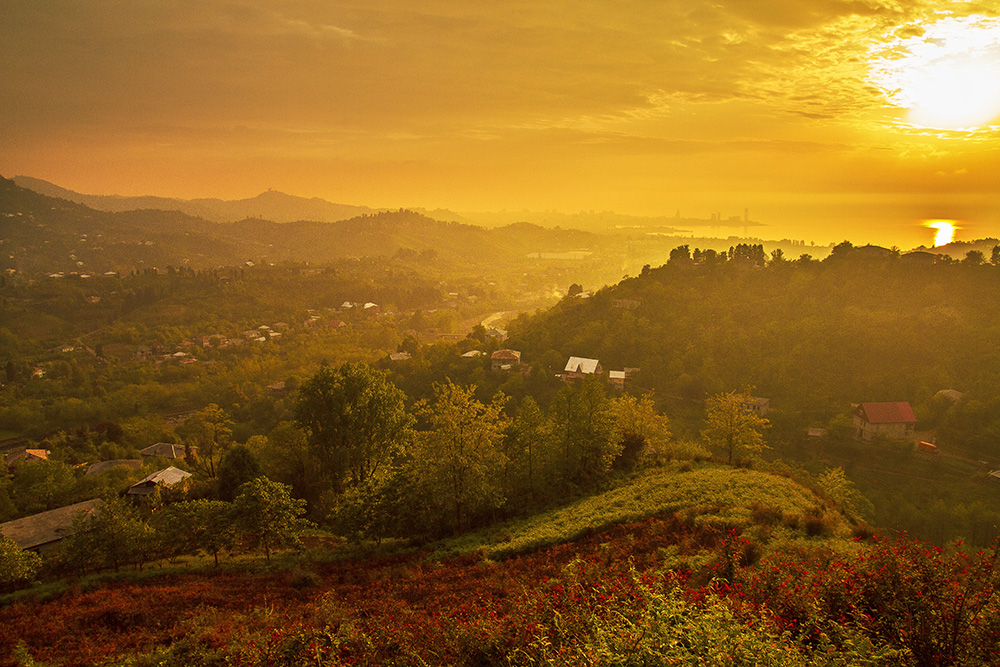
top-left (0, 176), bottom-right (607, 276)
top-left (11, 176), bottom-right (392, 224)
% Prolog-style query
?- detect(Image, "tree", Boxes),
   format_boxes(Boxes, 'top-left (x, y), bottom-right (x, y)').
top-left (548, 377), bottom-right (621, 488)
top-left (412, 381), bottom-right (509, 533)
top-left (181, 404), bottom-right (233, 478)
top-left (217, 444), bottom-right (263, 501)
top-left (611, 394), bottom-right (672, 469)
top-left (701, 390), bottom-right (770, 465)
top-left (155, 499), bottom-right (234, 566)
top-left (0, 535), bottom-right (41, 592)
top-left (60, 497), bottom-right (153, 573)
top-left (817, 467), bottom-right (874, 521)
top-left (295, 363), bottom-right (413, 492)
top-left (231, 477), bottom-right (309, 563)
top-left (505, 396), bottom-right (548, 505)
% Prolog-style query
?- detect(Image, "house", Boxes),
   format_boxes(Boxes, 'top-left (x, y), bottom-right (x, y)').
top-left (853, 402), bottom-right (917, 441)
top-left (608, 370), bottom-right (626, 391)
top-left (562, 356), bottom-right (602, 382)
top-left (140, 442), bottom-right (192, 460)
top-left (0, 499), bottom-right (103, 552)
top-left (389, 352), bottom-right (411, 362)
top-left (126, 466), bottom-right (192, 498)
top-left (461, 350), bottom-right (484, 358)
top-left (85, 459), bottom-right (143, 476)
top-left (743, 396), bottom-right (770, 417)
top-left (485, 327), bottom-right (508, 341)
top-left (491, 349), bottom-right (522, 372)
top-left (935, 389), bottom-right (964, 403)
top-left (5, 449), bottom-right (49, 473)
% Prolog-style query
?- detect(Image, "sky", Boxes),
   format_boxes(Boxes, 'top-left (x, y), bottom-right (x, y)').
top-left (3, 0), bottom-right (1000, 247)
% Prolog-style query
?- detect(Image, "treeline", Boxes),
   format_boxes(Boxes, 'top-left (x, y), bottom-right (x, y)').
top-left (1, 477), bottom-right (307, 591)
top-left (286, 363), bottom-right (696, 538)
top-left (502, 240), bottom-right (1000, 445)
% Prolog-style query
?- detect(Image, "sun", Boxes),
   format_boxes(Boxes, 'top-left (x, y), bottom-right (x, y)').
top-left (869, 16), bottom-right (1000, 130)
top-left (925, 220), bottom-right (956, 247)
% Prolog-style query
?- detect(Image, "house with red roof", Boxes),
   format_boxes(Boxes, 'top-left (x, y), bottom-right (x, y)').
top-left (853, 402), bottom-right (917, 441)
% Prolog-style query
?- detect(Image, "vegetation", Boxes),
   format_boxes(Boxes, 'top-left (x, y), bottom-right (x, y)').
top-left (7, 176), bottom-right (1000, 664)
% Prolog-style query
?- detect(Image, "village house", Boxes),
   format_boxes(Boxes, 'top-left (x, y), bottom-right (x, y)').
top-left (140, 442), bottom-right (192, 460)
top-left (0, 499), bottom-right (103, 552)
top-left (5, 449), bottom-right (49, 473)
top-left (85, 459), bottom-right (143, 476)
top-left (491, 349), bottom-right (522, 372)
top-left (853, 401), bottom-right (917, 441)
top-left (608, 370), bottom-right (626, 391)
top-left (562, 356), bottom-right (602, 382)
top-left (743, 396), bottom-right (770, 417)
top-left (389, 352), bottom-right (411, 362)
top-left (126, 466), bottom-right (192, 498)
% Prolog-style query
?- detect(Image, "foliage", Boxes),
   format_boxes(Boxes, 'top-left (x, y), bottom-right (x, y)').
top-left (818, 466), bottom-right (875, 522)
top-left (412, 380), bottom-right (509, 534)
top-left (57, 497), bottom-right (154, 574)
top-left (231, 477), bottom-right (309, 563)
top-left (610, 392), bottom-right (673, 468)
top-left (216, 444), bottom-right (263, 501)
top-left (179, 404), bottom-right (233, 478)
top-left (0, 535), bottom-right (42, 592)
top-left (295, 363), bottom-right (413, 492)
top-left (702, 389), bottom-right (770, 464)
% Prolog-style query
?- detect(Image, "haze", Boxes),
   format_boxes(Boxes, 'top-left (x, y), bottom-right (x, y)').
top-left (4, 0), bottom-right (1000, 247)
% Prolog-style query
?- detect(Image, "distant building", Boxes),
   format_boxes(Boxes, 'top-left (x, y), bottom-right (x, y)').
top-left (935, 389), bottom-right (964, 403)
top-left (389, 352), bottom-right (411, 362)
top-left (491, 349), bottom-right (522, 372)
top-left (140, 442), bottom-right (192, 460)
top-left (0, 499), bottom-right (103, 552)
top-left (743, 396), bottom-right (770, 417)
top-left (608, 370), bottom-right (626, 391)
top-left (85, 459), bottom-right (143, 476)
top-left (461, 349), bottom-right (484, 358)
top-left (563, 356), bottom-right (602, 382)
top-left (853, 402), bottom-right (917, 441)
top-left (127, 466), bottom-right (192, 498)
top-left (612, 298), bottom-right (641, 310)
top-left (5, 449), bottom-right (49, 473)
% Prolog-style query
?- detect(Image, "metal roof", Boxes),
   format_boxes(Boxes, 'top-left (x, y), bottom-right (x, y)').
top-left (564, 356), bottom-right (600, 374)
top-left (858, 402), bottom-right (917, 424)
top-left (0, 499), bottom-right (103, 550)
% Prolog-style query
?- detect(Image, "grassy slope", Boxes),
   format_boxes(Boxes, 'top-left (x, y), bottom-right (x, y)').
top-left (433, 462), bottom-right (846, 559)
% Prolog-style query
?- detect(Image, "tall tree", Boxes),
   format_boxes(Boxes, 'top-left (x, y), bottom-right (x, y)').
top-left (701, 390), bottom-right (770, 465)
top-left (181, 404), bottom-right (233, 478)
top-left (413, 381), bottom-right (509, 533)
top-left (548, 377), bottom-right (621, 489)
top-left (295, 363), bottom-right (413, 492)
top-left (611, 393), bottom-right (672, 469)
top-left (231, 477), bottom-right (309, 564)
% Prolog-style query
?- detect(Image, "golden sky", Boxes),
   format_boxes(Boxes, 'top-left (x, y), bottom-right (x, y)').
top-left (3, 0), bottom-right (1000, 247)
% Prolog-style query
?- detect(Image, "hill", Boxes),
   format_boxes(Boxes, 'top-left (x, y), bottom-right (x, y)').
top-left (3, 462), bottom-right (998, 666)
top-left (0, 176), bottom-right (608, 276)
top-left (11, 176), bottom-right (386, 224)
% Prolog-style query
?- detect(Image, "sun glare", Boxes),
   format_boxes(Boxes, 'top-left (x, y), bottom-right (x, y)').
top-left (925, 220), bottom-right (956, 247)
top-left (869, 16), bottom-right (1000, 130)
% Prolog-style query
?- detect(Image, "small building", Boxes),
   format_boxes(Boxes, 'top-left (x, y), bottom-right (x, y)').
top-left (485, 327), bottom-right (508, 341)
top-left (743, 396), bottom-right (770, 417)
top-left (5, 449), bottom-right (49, 473)
top-left (562, 356), bottom-right (602, 382)
top-left (608, 370), bottom-right (626, 391)
top-left (807, 427), bottom-right (828, 438)
top-left (0, 499), bottom-right (103, 552)
top-left (389, 352), bottom-right (411, 362)
top-left (853, 402), bottom-right (917, 441)
top-left (85, 459), bottom-right (143, 476)
top-left (126, 466), bottom-right (192, 498)
top-left (612, 298), bottom-right (641, 310)
top-left (935, 389), bottom-right (964, 403)
top-left (491, 349), bottom-right (522, 372)
top-left (140, 442), bottom-right (191, 460)
top-left (461, 350), bottom-right (484, 359)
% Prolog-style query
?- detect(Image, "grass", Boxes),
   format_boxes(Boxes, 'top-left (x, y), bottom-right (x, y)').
top-left (430, 461), bottom-right (840, 560)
